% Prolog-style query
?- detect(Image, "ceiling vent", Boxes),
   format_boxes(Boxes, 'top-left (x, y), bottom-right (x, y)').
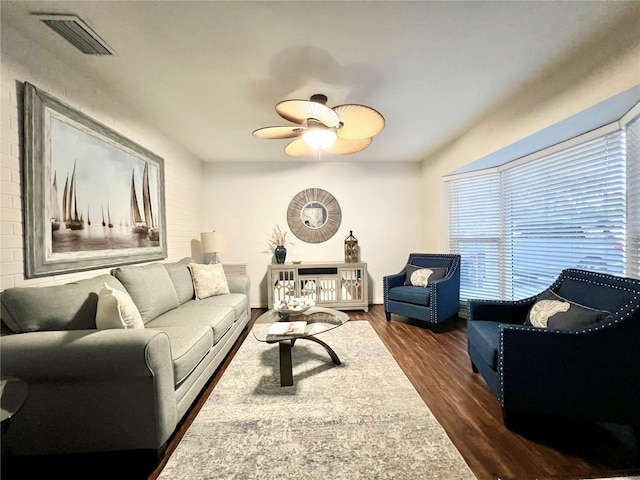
top-left (33, 13), bottom-right (114, 55)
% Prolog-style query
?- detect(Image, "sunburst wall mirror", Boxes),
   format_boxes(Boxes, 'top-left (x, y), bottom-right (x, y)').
top-left (287, 188), bottom-right (342, 243)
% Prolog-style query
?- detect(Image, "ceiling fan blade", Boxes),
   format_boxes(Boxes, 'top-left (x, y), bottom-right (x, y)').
top-left (333, 104), bottom-right (385, 140)
top-left (324, 136), bottom-right (373, 155)
top-left (252, 126), bottom-right (303, 139)
top-left (284, 136), bottom-right (372, 157)
top-left (283, 138), bottom-right (315, 157)
top-left (276, 100), bottom-right (341, 127)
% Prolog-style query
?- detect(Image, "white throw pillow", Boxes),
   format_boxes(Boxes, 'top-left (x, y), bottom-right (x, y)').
top-left (96, 283), bottom-right (144, 330)
top-left (404, 265), bottom-right (448, 287)
top-left (528, 300), bottom-right (571, 328)
top-left (410, 268), bottom-right (434, 287)
top-left (188, 263), bottom-right (230, 300)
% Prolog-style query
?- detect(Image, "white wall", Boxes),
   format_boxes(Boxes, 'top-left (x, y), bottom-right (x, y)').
top-left (421, 20), bottom-right (640, 252)
top-left (200, 161), bottom-right (423, 306)
top-left (0, 27), bottom-right (203, 289)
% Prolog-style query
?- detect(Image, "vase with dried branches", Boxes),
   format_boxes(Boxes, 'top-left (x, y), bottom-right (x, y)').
top-left (269, 225), bottom-right (288, 264)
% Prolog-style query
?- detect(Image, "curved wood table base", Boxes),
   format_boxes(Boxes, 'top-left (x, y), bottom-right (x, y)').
top-left (278, 336), bottom-right (341, 387)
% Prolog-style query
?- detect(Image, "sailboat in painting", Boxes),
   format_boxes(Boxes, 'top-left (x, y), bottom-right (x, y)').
top-left (130, 169), bottom-right (148, 235)
top-left (130, 164), bottom-right (159, 241)
top-left (51, 172), bottom-right (60, 232)
top-left (65, 160), bottom-right (84, 231)
top-left (142, 163), bottom-right (159, 241)
top-left (107, 200), bottom-right (113, 228)
top-left (62, 174), bottom-right (69, 226)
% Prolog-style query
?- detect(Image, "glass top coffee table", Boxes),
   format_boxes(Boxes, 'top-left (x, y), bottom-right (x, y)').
top-left (253, 306), bottom-right (349, 386)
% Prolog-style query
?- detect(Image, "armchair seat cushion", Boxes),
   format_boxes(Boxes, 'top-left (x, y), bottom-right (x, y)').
top-left (467, 320), bottom-right (503, 370)
top-left (388, 286), bottom-right (431, 306)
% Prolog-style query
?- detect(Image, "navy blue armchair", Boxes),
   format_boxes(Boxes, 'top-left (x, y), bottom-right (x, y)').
top-left (467, 269), bottom-right (640, 437)
top-left (383, 253), bottom-right (461, 329)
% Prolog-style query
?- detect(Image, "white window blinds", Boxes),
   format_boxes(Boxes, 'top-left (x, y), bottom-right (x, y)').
top-left (445, 120), bottom-right (638, 308)
top-left (627, 116), bottom-right (640, 278)
top-left (446, 173), bottom-right (502, 305)
top-left (502, 131), bottom-right (626, 299)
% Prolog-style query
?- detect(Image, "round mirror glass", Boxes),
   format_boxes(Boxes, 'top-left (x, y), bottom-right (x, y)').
top-left (287, 188), bottom-right (341, 244)
top-left (301, 202), bottom-right (327, 229)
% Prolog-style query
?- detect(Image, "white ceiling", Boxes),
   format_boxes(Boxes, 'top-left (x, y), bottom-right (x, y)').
top-left (2, 1), bottom-right (638, 163)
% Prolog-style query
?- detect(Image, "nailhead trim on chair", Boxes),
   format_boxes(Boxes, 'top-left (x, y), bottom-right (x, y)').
top-left (497, 269), bottom-right (640, 405)
top-left (427, 254), bottom-right (460, 323)
top-left (383, 278), bottom-right (389, 312)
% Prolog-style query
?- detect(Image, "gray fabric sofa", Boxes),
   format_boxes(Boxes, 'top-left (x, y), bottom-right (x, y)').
top-left (0, 257), bottom-right (250, 457)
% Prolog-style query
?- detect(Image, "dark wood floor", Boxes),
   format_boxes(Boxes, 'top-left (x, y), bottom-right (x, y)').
top-left (3, 306), bottom-right (638, 479)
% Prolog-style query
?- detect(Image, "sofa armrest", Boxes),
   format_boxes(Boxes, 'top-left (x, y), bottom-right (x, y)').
top-left (0, 329), bottom-right (173, 381)
top-left (468, 297), bottom-right (536, 325)
top-left (0, 328), bottom-right (179, 455)
top-left (227, 274), bottom-right (250, 295)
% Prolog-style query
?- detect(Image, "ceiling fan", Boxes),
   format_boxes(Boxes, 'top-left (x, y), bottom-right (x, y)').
top-left (252, 94), bottom-right (385, 157)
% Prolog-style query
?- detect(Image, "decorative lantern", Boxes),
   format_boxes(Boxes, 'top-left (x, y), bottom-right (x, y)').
top-left (344, 230), bottom-right (359, 263)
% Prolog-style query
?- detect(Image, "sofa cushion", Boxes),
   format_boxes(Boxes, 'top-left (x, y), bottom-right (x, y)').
top-left (388, 286), bottom-right (431, 306)
top-left (164, 257), bottom-right (195, 305)
top-left (194, 293), bottom-right (248, 321)
top-left (96, 284), bottom-right (144, 330)
top-left (112, 263), bottom-right (179, 323)
top-left (526, 289), bottom-right (609, 331)
top-left (467, 321), bottom-right (502, 370)
top-left (151, 325), bottom-right (213, 386)
top-left (404, 265), bottom-right (447, 286)
top-left (147, 301), bottom-right (235, 344)
top-left (188, 263), bottom-right (230, 300)
top-left (0, 274), bottom-right (126, 333)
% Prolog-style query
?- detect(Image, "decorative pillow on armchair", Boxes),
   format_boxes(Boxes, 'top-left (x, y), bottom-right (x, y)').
top-left (404, 265), bottom-right (448, 287)
top-left (188, 263), bottom-right (230, 300)
top-left (526, 289), bottom-right (610, 331)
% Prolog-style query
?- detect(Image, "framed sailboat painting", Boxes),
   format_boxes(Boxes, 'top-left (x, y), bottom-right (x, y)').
top-left (22, 82), bottom-right (168, 278)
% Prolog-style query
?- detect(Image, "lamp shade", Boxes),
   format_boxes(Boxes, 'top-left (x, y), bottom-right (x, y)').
top-left (201, 231), bottom-right (226, 253)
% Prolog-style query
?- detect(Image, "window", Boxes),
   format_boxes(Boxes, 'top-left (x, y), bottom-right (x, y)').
top-left (446, 173), bottom-right (502, 302)
top-left (445, 109), bottom-right (639, 312)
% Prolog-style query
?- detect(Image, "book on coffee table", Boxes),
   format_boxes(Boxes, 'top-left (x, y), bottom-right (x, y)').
top-left (267, 321), bottom-right (307, 338)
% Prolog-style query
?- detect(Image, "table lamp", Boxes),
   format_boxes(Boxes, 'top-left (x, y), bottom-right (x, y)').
top-left (200, 231), bottom-right (226, 264)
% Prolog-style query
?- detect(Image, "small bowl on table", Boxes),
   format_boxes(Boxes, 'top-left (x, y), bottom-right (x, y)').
top-left (273, 298), bottom-right (315, 319)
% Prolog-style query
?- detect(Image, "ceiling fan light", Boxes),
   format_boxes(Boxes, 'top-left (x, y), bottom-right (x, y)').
top-left (303, 128), bottom-right (336, 149)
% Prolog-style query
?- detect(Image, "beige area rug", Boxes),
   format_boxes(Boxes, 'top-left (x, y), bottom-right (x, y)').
top-left (158, 321), bottom-right (476, 480)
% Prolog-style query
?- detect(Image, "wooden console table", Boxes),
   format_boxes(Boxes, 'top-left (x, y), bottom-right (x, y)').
top-left (267, 262), bottom-right (368, 311)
